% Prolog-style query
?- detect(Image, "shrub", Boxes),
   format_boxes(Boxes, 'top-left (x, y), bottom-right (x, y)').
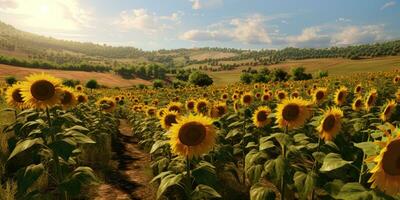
top-left (153, 79), bottom-right (164, 88)
top-left (5, 76), bottom-right (17, 86)
top-left (188, 71), bottom-right (213, 87)
top-left (85, 79), bottom-right (98, 89)
top-left (240, 73), bottom-right (253, 84)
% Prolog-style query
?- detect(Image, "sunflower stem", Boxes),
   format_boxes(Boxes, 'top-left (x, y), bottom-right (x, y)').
top-left (280, 126), bottom-right (288, 200)
top-left (46, 107), bottom-right (64, 199)
top-left (242, 111), bottom-right (247, 185)
top-left (358, 132), bottom-right (371, 184)
top-left (185, 156), bottom-right (192, 199)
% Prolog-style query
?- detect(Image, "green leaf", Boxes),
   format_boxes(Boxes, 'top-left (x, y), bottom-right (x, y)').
top-left (17, 163), bottom-right (44, 194)
top-left (228, 121), bottom-right (243, 128)
top-left (150, 140), bottom-right (169, 154)
top-left (259, 140), bottom-right (275, 151)
top-left (312, 152), bottom-right (326, 164)
top-left (192, 184), bottom-right (221, 200)
top-left (66, 125), bottom-right (89, 132)
top-left (8, 138), bottom-right (43, 160)
top-left (70, 132), bottom-right (95, 144)
top-left (293, 134), bottom-right (309, 143)
top-left (48, 139), bottom-right (76, 161)
top-left (250, 183), bottom-right (276, 200)
top-left (156, 174), bottom-right (183, 199)
top-left (246, 142), bottom-right (258, 149)
top-left (320, 153), bottom-right (352, 172)
top-left (226, 129), bottom-right (241, 139)
top-left (334, 182), bottom-right (370, 200)
top-left (247, 164), bottom-right (263, 184)
top-left (192, 161), bottom-right (217, 187)
top-left (354, 142), bottom-right (379, 156)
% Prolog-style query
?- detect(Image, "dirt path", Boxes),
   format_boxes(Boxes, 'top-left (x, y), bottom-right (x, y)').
top-left (93, 119), bottom-right (156, 200)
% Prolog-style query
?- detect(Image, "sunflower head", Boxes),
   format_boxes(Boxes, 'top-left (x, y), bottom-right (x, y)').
top-left (76, 93), bottom-right (88, 104)
top-left (252, 106), bottom-right (271, 128)
top-left (221, 93), bottom-right (229, 100)
top-left (368, 127), bottom-right (400, 195)
top-left (169, 114), bottom-right (216, 158)
top-left (161, 110), bottom-right (179, 130)
top-left (21, 73), bottom-right (63, 109)
top-left (381, 100), bottom-right (397, 122)
top-left (275, 98), bottom-right (313, 130)
top-left (210, 102), bottom-right (227, 118)
top-left (291, 91), bottom-right (300, 98)
top-left (276, 90), bottom-right (287, 101)
top-left (352, 97), bottom-right (363, 111)
top-left (186, 99), bottom-right (196, 111)
top-left (241, 92), bottom-right (253, 106)
top-left (312, 87), bottom-right (328, 104)
top-left (334, 86), bottom-right (348, 106)
top-left (60, 87), bottom-right (77, 109)
top-left (316, 107), bottom-right (343, 141)
top-left (75, 85), bottom-right (84, 92)
top-left (167, 102), bottom-right (183, 113)
top-left (146, 106), bottom-right (157, 117)
top-left (97, 97), bottom-right (116, 112)
top-left (365, 89), bottom-right (378, 112)
top-left (354, 84), bottom-right (362, 94)
top-left (5, 82), bottom-right (26, 109)
top-left (393, 76), bottom-right (400, 84)
top-left (262, 93), bottom-right (271, 102)
top-left (195, 99), bottom-right (210, 114)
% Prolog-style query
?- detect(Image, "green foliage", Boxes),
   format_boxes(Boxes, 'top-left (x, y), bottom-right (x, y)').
top-left (240, 73), bottom-right (253, 84)
top-left (189, 71), bottom-right (213, 87)
top-left (153, 79), bottom-right (164, 88)
top-left (291, 67), bottom-right (312, 81)
top-left (317, 70), bottom-right (329, 78)
top-left (4, 76), bottom-right (17, 86)
top-left (85, 79), bottom-right (98, 89)
top-left (62, 79), bottom-right (80, 87)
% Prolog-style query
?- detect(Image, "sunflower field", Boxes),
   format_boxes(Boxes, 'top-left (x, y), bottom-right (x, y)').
top-left (2, 71), bottom-right (400, 200)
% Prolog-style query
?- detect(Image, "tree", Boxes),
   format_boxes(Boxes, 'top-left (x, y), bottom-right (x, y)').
top-left (291, 67), bottom-right (312, 81)
top-left (62, 79), bottom-right (80, 87)
top-left (85, 79), bottom-right (98, 90)
top-left (188, 71), bottom-right (213, 87)
top-left (5, 76), bottom-right (17, 85)
top-left (271, 68), bottom-right (290, 82)
top-left (240, 73), bottom-right (253, 84)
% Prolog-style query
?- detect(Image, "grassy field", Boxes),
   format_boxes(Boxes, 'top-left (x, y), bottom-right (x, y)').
top-left (0, 64), bottom-right (152, 87)
top-left (208, 56), bottom-right (400, 85)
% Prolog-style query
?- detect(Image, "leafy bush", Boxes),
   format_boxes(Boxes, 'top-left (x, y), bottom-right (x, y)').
top-left (188, 71), bottom-right (213, 87)
top-left (291, 67), bottom-right (312, 81)
top-left (240, 73), bottom-right (253, 84)
top-left (85, 79), bottom-right (98, 90)
top-left (5, 76), bottom-right (17, 86)
top-left (153, 79), bottom-right (164, 88)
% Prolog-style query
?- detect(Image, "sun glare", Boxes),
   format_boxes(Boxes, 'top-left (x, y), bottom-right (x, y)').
top-left (39, 4), bottom-right (49, 15)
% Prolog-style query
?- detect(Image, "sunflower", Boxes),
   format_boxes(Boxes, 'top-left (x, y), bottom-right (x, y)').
top-left (334, 86), bottom-right (348, 106)
top-left (354, 84), bottom-right (362, 95)
top-left (276, 90), bottom-right (287, 101)
top-left (167, 102), bottom-right (183, 113)
top-left (396, 90), bottom-right (400, 103)
top-left (20, 73), bottom-right (63, 109)
top-left (352, 97), bottom-right (363, 111)
top-left (169, 114), bottom-right (216, 158)
top-left (161, 110), bottom-right (179, 130)
top-left (195, 99), bottom-right (210, 115)
top-left (393, 76), bottom-right (400, 84)
top-left (312, 87), bottom-right (328, 104)
top-left (275, 98), bottom-right (313, 130)
top-left (368, 127), bottom-right (400, 195)
top-left (241, 92), bottom-right (253, 106)
top-left (232, 94), bottom-right (239, 100)
top-left (76, 93), bottom-right (88, 104)
top-left (210, 102), bottom-right (227, 118)
top-left (221, 93), bottom-right (229, 100)
top-left (75, 85), bottom-right (84, 92)
top-left (157, 108), bottom-right (167, 119)
top-left (380, 100), bottom-right (397, 122)
top-left (60, 87), bottom-right (77, 109)
top-left (365, 89), bottom-right (378, 112)
top-left (146, 106), bottom-right (157, 117)
top-left (5, 82), bottom-right (26, 109)
top-left (252, 106), bottom-right (271, 128)
top-left (317, 107), bottom-right (343, 141)
top-left (291, 91), bottom-right (300, 98)
top-left (262, 93), bottom-right (271, 102)
top-left (186, 99), bottom-right (196, 111)
top-left (97, 97), bottom-right (116, 112)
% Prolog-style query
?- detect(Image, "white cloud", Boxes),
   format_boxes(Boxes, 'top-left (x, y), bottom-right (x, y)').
top-left (0, 0), bottom-right (92, 31)
top-left (181, 14), bottom-right (272, 44)
top-left (381, 1), bottom-right (396, 10)
top-left (115, 9), bottom-right (183, 33)
top-left (336, 17), bottom-right (351, 22)
top-left (189, 0), bottom-right (223, 10)
top-left (331, 25), bottom-right (386, 46)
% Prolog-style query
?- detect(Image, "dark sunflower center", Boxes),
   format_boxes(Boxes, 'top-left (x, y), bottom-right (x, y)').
top-left (278, 93), bottom-right (285, 99)
top-left (292, 93), bottom-right (299, 98)
top-left (77, 86), bottom-right (82, 91)
top-left (148, 109), bottom-right (155, 115)
top-left (223, 94), bottom-right (227, 99)
top-left (356, 86), bottom-right (361, 93)
top-left (61, 91), bottom-right (73, 105)
top-left (12, 89), bottom-right (24, 103)
top-left (197, 102), bottom-right (207, 112)
top-left (178, 121), bottom-right (207, 146)
top-left (316, 91), bottom-right (324, 100)
top-left (217, 106), bottom-right (226, 115)
top-left (164, 114), bottom-right (177, 126)
top-left (355, 100), bottom-right (362, 107)
top-left (263, 95), bottom-right (270, 101)
top-left (338, 92), bottom-right (344, 101)
top-left (282, 104), bottom-right (300, 121)
top-left (367, 95), bottom-right (375, 105)
top-left (257, 111), bottom-right (268, 122)
top-left (77, 95), bottom-right (86, 103)
top-left (384, 106), bottom-right (393, 115)
top-left (243, 95), bottom-right (252, 103)
top-left (382, 139), bottom-right (400, 176)
top-left (322, 115), bottom-right (336, 131)
top-left (187, 102), bottom-right (195, 109)
top-left (30, 80), bottom-right (56, 101)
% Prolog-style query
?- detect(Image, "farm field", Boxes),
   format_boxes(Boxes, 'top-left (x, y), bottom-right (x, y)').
top-left (0, 64), bottom-right (151, 87)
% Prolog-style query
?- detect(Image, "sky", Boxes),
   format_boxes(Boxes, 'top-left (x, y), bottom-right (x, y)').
top-left (0, 0), bottom-right (399, 50)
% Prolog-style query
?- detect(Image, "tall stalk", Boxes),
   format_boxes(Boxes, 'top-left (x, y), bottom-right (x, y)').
top-left (185, 156), bottom-right (192, 200)
top-left (280, 126), bottom-right (288, 200)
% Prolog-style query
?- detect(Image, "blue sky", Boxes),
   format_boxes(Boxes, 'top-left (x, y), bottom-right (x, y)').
top-left (0, 0), bottom-right (399, 50)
